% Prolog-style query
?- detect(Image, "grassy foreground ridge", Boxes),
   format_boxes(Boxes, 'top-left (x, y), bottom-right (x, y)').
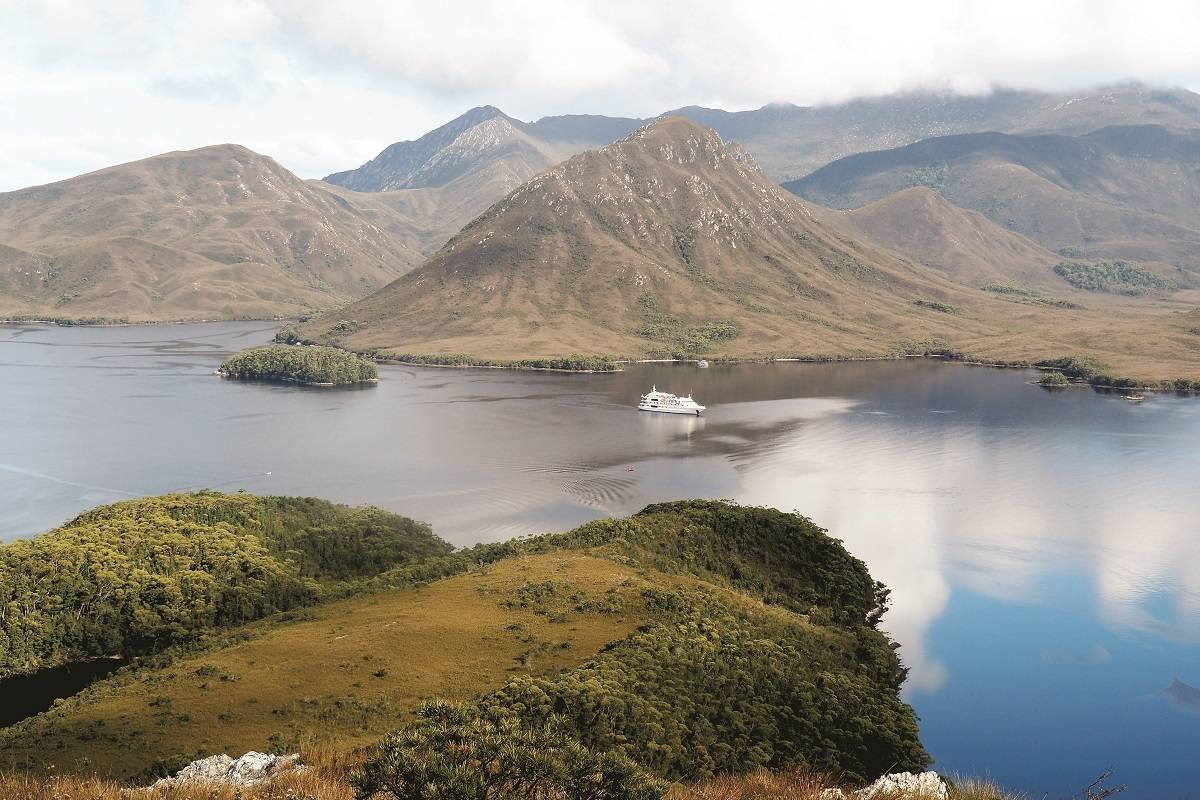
top-left (3, 494), bottom-right (939, 797)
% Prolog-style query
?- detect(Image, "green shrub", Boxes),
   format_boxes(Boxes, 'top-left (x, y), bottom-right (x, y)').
top-left (353, 701), bottom-right (663, 800)
top-left (913, 299), bottom-right (959, 314)
top-left (1038, 371), bottom-right (1069, 386)
top-left (1053, 260), bottom-right (1175, 294)
top-left (219, 344), bottom-right (377, 385)
top-left (363, 501), bottom-right (927, 787)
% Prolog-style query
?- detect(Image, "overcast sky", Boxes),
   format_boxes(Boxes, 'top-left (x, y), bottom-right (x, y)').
top-left (2, 0), bottom-right (1199, 191)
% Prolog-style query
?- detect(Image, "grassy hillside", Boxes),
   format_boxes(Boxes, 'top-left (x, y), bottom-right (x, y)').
top-left (836, 187), bottom-right (1063, 289)
top-left (1, 499), bottom-right (926, 790)
top-left (0, 145), bottom-right (422, 322)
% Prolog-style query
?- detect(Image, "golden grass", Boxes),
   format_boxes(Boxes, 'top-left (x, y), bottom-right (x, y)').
top-left (669, 769), bottom-right (1025, 800)
top-left (1, 552), bottom-right (651, 779)
top-left (0, 739), bottom-right (357, 799)
top-left (0, 764), bottom-right (1026, 800)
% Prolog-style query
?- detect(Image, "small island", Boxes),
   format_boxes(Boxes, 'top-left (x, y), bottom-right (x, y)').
top-left (218, 344), bottom-right (378, 386)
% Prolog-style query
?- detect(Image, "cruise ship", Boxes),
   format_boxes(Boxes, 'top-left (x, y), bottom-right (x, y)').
top-left (638, 386), bottom-right (706, 415)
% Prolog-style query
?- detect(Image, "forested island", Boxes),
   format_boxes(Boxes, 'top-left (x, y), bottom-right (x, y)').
top-left (218, 344), bottom-right (378, 386)
top-left (0, 495), bottom-right (992, 798)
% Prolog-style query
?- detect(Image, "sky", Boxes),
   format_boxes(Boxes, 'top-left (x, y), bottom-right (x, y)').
top-left (2, 0), bottom-right (1200, 191)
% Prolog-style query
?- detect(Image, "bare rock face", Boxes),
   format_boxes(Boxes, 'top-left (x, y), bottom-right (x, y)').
top-left (150, 751), bottom-right (302, 788)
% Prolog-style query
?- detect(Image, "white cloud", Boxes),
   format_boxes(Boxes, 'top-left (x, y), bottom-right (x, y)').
top-left (1, 0), bottom-right (1199, 190)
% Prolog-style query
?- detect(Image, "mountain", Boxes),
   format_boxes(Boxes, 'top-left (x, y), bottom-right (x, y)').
top-left (669, 83), bottom-right (1200, 182)
top-left (312, 85), bottom-right (1200, 262)
top-left (299, 117), bottom-right (1031, 360)
top-left (0, 145), bottom-right (422, 321)
top-left (300, 117), bottom-right (1200, 380)
top-left (326, 106), bottom-right (642, 193)
top-left (835, 187), bottom-right (1062, 288)
top-left (785, 125), bottom-right (1200, 274)
top-left (322, 107), bottom-right (643, 258)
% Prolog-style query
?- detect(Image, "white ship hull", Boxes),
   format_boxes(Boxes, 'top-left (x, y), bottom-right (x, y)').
top-left (637, 386), bottom-right (706, 415)
top-left (638, 402), bottom-right (704, 415)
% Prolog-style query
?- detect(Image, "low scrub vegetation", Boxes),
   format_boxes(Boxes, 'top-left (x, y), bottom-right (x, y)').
top-left (1038, 371), bottom-right (1069, 387)
top-left (912, 299), bottom-right (959, 314)
top-left (382, 352), bottom-right (620, 371)
top-left (0, 492), bottom-right (447, 679)
top-left (981, 284), bottom-right (1082, 309)
top-left (1053, 260), bottom-right (1175, 294)
top-left (636, 293), bottom-right (740, 356)
top-left (219, 344), bottom-right (377, 385)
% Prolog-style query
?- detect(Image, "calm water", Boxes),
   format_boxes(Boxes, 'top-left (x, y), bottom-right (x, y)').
top-left (2, 321), bottom-right (1199, 797)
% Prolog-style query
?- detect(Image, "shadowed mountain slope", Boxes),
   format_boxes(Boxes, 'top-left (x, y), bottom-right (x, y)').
top-left (670, 83), bottom-right (1200, 182)
top-left (785, 125), bottom-right (1200, 273)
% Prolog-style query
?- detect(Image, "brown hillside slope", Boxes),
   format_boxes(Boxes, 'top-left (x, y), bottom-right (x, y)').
top-left (838, 188), bottom-right (1062, 288)
top-left (301, 118), bottom-right (1200, 380)
top-left (0, 145), bottom-right (422, 321)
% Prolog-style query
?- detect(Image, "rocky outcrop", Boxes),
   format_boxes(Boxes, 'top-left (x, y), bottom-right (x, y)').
top-left (150, 751), bottom-right (302, 788)
top-left (822, 771), bottom-right (949, 799)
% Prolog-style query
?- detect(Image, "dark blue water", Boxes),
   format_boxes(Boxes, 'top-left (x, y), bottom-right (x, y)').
top-left (2, 321), bottom-right (1198, 797)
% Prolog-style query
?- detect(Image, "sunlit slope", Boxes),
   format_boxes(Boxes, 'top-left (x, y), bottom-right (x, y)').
top-left (0, 146), bottom-right (421, 321)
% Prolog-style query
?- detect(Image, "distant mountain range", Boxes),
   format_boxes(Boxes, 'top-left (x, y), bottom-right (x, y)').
top-left (3, 82), bottom-right (1200, 380)
top-left (0, 145), bottom-right (421, 321)
top-left (785, 124), bottom-right (1200, 272)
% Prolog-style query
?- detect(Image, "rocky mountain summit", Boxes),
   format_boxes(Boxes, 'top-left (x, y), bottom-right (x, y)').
top-left (325, 106), bottom-right (641, 193)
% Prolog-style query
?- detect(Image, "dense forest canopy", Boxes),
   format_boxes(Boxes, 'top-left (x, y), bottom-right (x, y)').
top-left (0, 492), bottom-right (447, 679)
top-left (218, 344), bottom-right (378, 385)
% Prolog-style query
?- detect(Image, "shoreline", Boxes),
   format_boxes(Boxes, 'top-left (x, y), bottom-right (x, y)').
top-left (0, 316), bottom-right (292, 328)
top-left (9, 317), bottom-right (1196, 393)
top-left (377, 352), bottom-right (1198, 394)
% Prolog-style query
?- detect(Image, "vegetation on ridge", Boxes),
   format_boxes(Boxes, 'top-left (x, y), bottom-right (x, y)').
top-left (2, 499), bottom-right (925, 792)
top-left (0, 492), bottom-right (447, 679)
top-left (219, 345), bottom-right (378, 385)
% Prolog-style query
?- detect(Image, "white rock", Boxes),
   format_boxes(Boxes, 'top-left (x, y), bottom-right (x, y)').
top-left (860, 771), bottom-right (948, 799)
top-left (151, 751), bottom-right (301, 788)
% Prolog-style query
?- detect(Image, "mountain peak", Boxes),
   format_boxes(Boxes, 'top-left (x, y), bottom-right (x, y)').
top-left (323, 106), bottom-right (528, 191)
